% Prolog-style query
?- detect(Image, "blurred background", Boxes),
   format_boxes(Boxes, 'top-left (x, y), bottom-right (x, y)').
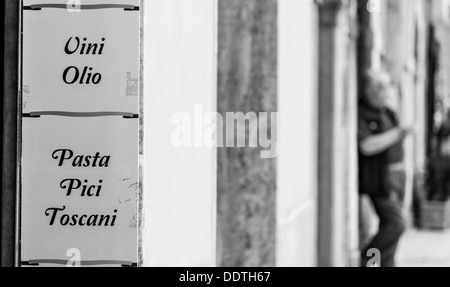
top-left (217, 0), bottom-right (450, 267)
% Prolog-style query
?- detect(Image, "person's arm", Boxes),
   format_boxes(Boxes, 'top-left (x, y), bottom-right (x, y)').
top-left (360, 126), bottom-right (414, 156)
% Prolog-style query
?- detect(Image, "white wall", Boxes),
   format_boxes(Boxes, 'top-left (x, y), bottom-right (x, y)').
top-left (277, 0), bottom-right (318, 267)
top-left (333, 6), bottom-right (359, 267)
top-left (141, 0), bottom-right (217, 267)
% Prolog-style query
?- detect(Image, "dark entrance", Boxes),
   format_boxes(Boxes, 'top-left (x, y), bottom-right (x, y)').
top-left (1, 0), bottom-right (20, 267)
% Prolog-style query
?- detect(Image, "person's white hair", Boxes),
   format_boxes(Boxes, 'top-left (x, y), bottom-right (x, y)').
top-left (365, 69), bottom-right (392, 91)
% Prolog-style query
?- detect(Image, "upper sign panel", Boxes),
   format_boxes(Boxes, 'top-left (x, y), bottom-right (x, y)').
top-left (23, 2), bottom-right (139, 113)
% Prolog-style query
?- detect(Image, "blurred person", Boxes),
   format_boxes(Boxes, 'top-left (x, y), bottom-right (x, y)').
top-left (430, 110), bottom-right (450, 201)
top-left (358, 70), bottom-right (416, 267)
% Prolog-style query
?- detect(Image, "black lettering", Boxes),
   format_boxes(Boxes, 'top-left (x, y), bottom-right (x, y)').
top-left (96, 180), bottom-right (103, 197)
top-left (45, 206), bottom-right (66, 226)
top-left (79, 66), bottom-right (88, 84)
top-left (92, 153), bottom-right (101, 167)
top-left (80, 37), bottom-right (87, 54)
top-left (99, 156), bottom-right (111, 167)
top-left (98, 215), bottom-right (110, 226)
top-left (80, 180), bottom-right (89, 196)
top-left (63, 66), bottom-right (79, 85)
top-left (64, 37), bottom-right (80, 55)
top-left (60, 178), bottom-right (81, 196)
top-left (87, 215), bottom-right (98, 226)
top-left (86, 185), bottom-right (96, 197)
top-left (98, 38), bottom-right (106, 55)
top-left (79, 215), bottom-right (87, 226)
top-left (111, 210), bottom-right (118, 226)
top-left (73, 155), bottom-right (83, 167)
top-left (86, 43), bottom-right (99, 55)
top-left (92, 73), bottom-right (101, 85)
top-left (70, 214), bottom-right (78, 226)
top-left (83, 155), bottom-right (92, 167)
top-left (52, 150), bottom-right (110, 168)
top-left (60, 214), bottom-right (70, 226)
top-left (52, 149), bottom-right (74, 167)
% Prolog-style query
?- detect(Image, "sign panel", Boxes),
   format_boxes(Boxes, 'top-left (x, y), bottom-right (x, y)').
top-left (22, 118), bottom-right (138, 265)
top-left (23, 0), bottom-right (139, 113)
top-left (21, 0), bottom-right (139, 267)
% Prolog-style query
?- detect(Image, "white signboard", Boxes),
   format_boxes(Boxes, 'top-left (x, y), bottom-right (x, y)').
top-left (21, 0), bottom-right (139, 267)
top-left (23, 0), bottom-right (139, 113)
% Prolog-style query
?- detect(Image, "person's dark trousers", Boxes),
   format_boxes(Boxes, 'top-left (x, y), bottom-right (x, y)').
top-left (430, 156), bottom-right (450, 200)
top-left (361, 193), bottom-right (406, 267)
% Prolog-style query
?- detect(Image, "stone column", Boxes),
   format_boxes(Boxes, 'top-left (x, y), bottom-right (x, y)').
top-left (217, 0), bottom-right (278, 267)
top-left (317, 0), bottom-right (343, 267)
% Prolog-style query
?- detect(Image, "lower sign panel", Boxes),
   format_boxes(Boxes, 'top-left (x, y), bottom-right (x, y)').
top-left (21, 116), bottom-right (138, 267)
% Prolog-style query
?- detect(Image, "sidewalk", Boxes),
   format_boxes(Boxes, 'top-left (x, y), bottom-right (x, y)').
top-left (397, 228), bottom-right (450, 267)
